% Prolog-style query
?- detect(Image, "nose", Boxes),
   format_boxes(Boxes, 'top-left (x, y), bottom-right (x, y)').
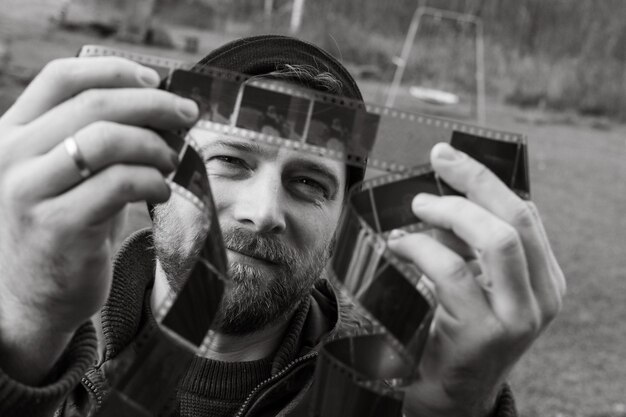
top-left (232, 170), bottom-right (287, 234)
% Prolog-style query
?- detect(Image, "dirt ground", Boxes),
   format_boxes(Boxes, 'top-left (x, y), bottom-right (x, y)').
top-left (1, 2), bottom-right (625, 416)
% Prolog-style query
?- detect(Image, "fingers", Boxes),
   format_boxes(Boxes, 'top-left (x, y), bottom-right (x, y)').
top-left (431, 143), bottom-right (563, 322)
top-left (526, 202), bottom-right (566, 293)
top-left (0, 57), bottom-right (161, 127)
top-left (428, 228), bottom-right (475, 260)
top-left (431, 142), bottom-right (516, 212)
top-left (525, 202), bottom-right (566, 317)
top-left (16, 88), bottom-right (198, 157)
top-left (411, 194), bottom-right (539, 325)
top-left (387, 232), bottom-right (489, 321)
top-left (40, 164), bottom-right (171, 228)
top-left (23, 122), bottom-right (179, 198)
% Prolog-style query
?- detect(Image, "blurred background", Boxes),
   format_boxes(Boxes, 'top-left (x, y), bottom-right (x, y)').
top-left (1, 1), bottom-right (625, 416)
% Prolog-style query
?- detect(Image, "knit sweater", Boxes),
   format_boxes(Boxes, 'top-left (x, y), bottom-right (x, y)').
top-left (133, 276), bottom-right (316, 416)
top-left (0, 228), bottom-right (518, 416)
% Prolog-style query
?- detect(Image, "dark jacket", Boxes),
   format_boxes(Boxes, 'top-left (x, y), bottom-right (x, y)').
top-left (0, 229), bottom-right (517, 417)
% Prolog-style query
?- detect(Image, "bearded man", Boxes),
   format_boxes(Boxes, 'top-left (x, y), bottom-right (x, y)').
top-left (0, 35), bottom-right (565, 417)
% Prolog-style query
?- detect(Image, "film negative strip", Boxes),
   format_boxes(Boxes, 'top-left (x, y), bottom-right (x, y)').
top-left (306, 178), bottom-right (437, 417)
top-left (78, 45), bottom-right (188, 79)
top-left (86, 133), bottom-right (230, 414)
top-left (153, 132), bottom-right (229, 349)
top-left (77, 45), bottom-right (530, 200)
top-left (77, 45), bottom-right (532, 416)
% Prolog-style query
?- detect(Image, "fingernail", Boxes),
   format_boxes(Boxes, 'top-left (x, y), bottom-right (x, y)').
top-left (412, 193), bottom-right (438, 208)
top-left (433, 143), bottom-right (464, 162)
top-left (388, 229), bottom-right (407, 240)
top-left (177, 98), bottom-right (199, 121)
top-left (137, 67), bottom-right (160, 87)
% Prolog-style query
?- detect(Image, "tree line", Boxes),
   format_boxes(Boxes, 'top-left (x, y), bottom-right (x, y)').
top-left (219, 0), bottom-right (626, 62)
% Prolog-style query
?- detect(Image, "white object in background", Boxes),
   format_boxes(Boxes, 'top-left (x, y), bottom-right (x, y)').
top-left (409, 86), bottom-right (460, 106)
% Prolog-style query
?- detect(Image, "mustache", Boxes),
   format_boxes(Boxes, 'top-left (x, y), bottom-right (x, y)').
top-left (222, 227), bottom-right (300, 266)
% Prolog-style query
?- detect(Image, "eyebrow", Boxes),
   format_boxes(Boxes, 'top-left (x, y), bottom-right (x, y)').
top-left (199, 139), bottom-right (264, 158)
top-left (200, 139), bottom-right (342, 196)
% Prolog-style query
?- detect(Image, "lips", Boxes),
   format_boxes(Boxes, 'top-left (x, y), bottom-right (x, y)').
top-left (227, 247), bottom-right (280, 265)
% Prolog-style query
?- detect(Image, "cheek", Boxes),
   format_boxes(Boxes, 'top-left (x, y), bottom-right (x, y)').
top-left (154, 192), bottom-right (207, 252)
top-left (290, 204), bottom-right (343, 251)
top-left (206, 177), bottom-right (236, 220)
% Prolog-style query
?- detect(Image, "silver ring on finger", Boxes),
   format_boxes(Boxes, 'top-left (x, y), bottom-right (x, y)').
top-left (63, 136), bottom-right (92, 179)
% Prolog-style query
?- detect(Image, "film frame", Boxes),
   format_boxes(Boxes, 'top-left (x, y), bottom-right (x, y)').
top-left (89, 135), bottom-right (231, 416)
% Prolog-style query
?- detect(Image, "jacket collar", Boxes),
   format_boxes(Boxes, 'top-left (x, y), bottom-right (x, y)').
top-left (101, 228), bottom-right (359, 366)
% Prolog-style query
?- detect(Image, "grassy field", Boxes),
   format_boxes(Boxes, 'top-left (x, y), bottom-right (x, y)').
top-left (487, 108), bottom-right (626, 417)
top-left (1, 2), bottom-right (625, 416)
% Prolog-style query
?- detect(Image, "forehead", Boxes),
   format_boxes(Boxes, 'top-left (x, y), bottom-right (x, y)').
top-left (190, 128), bottom-right (346, 182)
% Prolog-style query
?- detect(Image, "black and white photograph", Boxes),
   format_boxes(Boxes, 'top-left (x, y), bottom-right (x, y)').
top-left (169, 69), bottom-right (240, 124)
top-left (306, 101), bottom-right (355, 153)
top-left (235, 84), bottom-right (309, 140)
top-left (0, 0), bottom-right (624, 416)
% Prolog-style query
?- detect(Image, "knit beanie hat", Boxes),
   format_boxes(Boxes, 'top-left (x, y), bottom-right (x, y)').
top-left (192, 34), bottom-right (366, 191)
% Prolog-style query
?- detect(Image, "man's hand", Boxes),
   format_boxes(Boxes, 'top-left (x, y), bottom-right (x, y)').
top-left (0, 57), bottom-right (199, 385)
top-left (387, 143), bottom-right (565, 417)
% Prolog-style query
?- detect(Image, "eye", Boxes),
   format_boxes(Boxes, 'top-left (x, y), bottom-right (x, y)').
top-left (292, 177), bottom-right (330, 200)
top-left (212, 155), bottom-right (244, 166)
top-left (206, 155), bottom-right (249, 177)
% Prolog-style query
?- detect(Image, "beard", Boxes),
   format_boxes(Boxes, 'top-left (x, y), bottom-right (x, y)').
top-left (152, 201), bottom-right (331, 335)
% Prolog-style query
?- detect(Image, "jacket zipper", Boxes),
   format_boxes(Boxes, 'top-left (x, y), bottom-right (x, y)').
top-left (234, 351), bottom-right (319, 417)
top-left (81, 376), bottom-right (103, 407)
top-left (80, 352), bottom-right (317, 416)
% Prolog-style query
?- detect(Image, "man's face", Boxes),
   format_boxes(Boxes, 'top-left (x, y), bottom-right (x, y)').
top-left (153, 130), bottom-right (346, 334)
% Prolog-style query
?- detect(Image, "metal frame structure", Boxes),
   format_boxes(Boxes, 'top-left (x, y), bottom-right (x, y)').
top-left (385, 6), bottom-right (486, 124)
